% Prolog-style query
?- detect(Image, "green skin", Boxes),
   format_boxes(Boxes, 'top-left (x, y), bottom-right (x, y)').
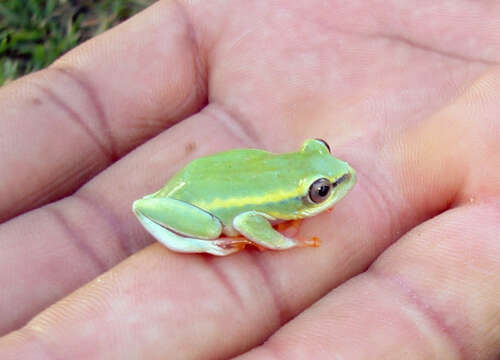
top-left (133, 139), bottom-right (356, 256)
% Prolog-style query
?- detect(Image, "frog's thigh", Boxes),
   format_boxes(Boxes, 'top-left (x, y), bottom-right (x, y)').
top-left (134, 198), bottom-right (241, 255)
top-left (233, 211), bottom-right (297, 250)
top-left (133, 197), bottom-right (222, 239)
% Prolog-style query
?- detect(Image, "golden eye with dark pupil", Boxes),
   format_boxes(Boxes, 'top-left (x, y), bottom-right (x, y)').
top-left (309, 178), bottom-right (331, 203)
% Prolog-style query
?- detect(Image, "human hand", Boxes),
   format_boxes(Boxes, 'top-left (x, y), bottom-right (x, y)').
top-left (0, 1), bottom-right (499, 359)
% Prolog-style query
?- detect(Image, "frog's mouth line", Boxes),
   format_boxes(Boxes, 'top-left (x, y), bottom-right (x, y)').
top-left (332, 171), bottom-right (356, 202)
top-left (332, 173), bottom-right (350, 187)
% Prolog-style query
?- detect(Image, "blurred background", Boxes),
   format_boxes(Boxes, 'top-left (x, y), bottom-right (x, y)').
top-left (0, 0), bottom-right (155, 85)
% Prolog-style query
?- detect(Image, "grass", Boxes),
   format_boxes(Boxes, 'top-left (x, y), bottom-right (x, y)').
top-left (0, 0), bottom-right (155, 85)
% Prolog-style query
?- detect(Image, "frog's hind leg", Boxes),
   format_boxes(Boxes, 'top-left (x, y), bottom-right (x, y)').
top-left (133, 197), bottom-right (241, 256)
top-left (135, 213), bottom-right (244, 255)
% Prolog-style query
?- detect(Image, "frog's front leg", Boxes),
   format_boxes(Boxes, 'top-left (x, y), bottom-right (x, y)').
top-left (133, 197), bottom-right (242, 256)
top-left (233, 211), bottom-right (300, 250)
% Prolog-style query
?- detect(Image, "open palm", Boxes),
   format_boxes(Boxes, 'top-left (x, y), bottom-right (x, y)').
top-left (1, 1), bottom-right (499, 359)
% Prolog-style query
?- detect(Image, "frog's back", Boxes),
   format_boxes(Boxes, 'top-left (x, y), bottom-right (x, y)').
top-left (159, 148), bottom-right (273, 198)
top-left (183, 148), bottom-right (271, 178)
top-left (159, 146), bottom-right (312, 203)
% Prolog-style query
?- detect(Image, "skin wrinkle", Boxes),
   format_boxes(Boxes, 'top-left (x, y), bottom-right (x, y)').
top-left (45, 205), bottom-right (107, 273)
top-left (448, 185), bottom-right (466, 210)
top-left (201, 255), bottom-right (245, 309)
top-left (3, 153), bottom-right (100, 225)
top-left (367, 269), bottom-right (469, 360)
top-left (33, 82), bottom-right (114, 164)
top-left (72, 190), bottom-right (136, 259)
top-left (365, 32), bottom-right (499, 66)
top-left (173, 0), bottom-right (209, 108)
top-left (277, 4), bottom-right (499, 67)
top-left (49, 66), bottom-right (118, 162)
top-left (353, 165), bottom-right (402, 242)
top-left (203, 102), bottom-right (260, 147)
top-left (312, 7), bottom-right (500, 66)
top-left (246, 251), bottom-right (292, 327)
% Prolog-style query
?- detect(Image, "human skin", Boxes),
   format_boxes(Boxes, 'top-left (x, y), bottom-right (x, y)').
top-left (0, 0), bottom-right (499, 359)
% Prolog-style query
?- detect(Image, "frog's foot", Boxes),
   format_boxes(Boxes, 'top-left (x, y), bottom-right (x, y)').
top-left (212, 236), bottom-right (253, 253)
top-left (298, 236), bottom-right (321, 248)
top-left (275, 219), bottom-right (320, 248)
top-left (274, 219), bottom-right (302, 237)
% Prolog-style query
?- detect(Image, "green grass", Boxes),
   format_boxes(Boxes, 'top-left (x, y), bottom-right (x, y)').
top-left (0, 0), bottom-right (155, 85)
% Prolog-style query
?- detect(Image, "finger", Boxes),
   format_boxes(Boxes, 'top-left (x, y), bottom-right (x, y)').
top-left (0, 0), bottom-right (207, 223)
top-left (234, 203), bottom-right (500, 360)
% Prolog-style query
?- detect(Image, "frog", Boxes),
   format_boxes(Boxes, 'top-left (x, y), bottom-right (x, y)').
top-left (133, 138), bottom-right (356, 256)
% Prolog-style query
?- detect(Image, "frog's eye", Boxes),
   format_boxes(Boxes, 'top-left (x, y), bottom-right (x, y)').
top-left (308, 178), bottom-right (331, 203)
top-left (314, 138), bottom-right (331, 153)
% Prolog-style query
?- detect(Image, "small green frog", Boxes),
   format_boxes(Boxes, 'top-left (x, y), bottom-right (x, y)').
top-left (133, 139), bottom-right (356, 256)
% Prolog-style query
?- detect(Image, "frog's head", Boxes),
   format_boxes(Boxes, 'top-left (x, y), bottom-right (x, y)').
top-left (295, 139), bottom-right (356, 217)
